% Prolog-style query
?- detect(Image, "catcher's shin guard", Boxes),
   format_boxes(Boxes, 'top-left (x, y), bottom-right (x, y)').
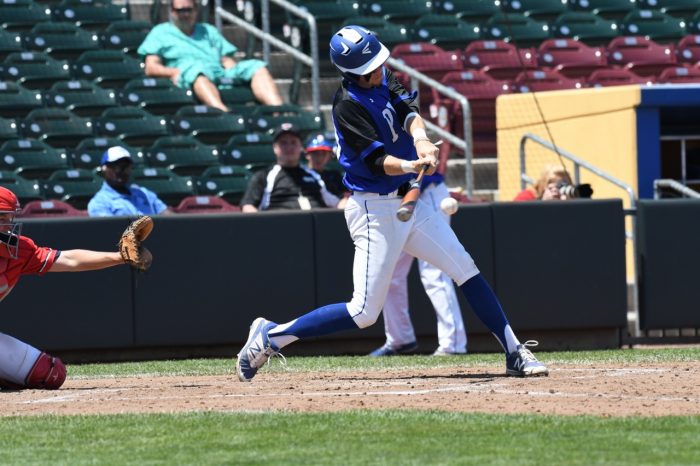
top-left (24, 352), bottom-right (66, 389)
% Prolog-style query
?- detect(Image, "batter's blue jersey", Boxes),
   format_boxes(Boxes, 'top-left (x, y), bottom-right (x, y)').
top-left (331, 69), bottom-right (420, 194)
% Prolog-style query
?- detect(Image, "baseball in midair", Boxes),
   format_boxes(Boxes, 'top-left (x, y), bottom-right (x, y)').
top-left (440, 197), bottom-right (459, 215)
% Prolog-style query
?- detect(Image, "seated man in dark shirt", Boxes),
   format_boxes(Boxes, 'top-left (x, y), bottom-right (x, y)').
top-left (240, 123), bottom-right (341, 212)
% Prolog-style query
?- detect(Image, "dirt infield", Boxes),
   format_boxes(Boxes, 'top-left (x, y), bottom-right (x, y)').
top-left (2, 360), bottom-right (699, 417)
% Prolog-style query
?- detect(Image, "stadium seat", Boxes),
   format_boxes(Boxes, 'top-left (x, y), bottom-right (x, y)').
top-left (173, 195), bottom-right (241, 214)
top-left (0, 81), bottom-right (43, 118)
top-left (41, 168), bottom-right (101, 209)
top-left (550, 12), bottom-right (621, 47)
top-left (144, 135), bottom-right (220, 176)
top-left (246, 104), bottom-right (324, 136)
top-left (607, 36), bottom-right (677, 76)
top-left (537, 39), bottom-right (608, 78)
top-left (19, 108), bottom-right (93, 149)
top-left (69, 137), bottom-right (145, 169)
top-left (586, 68), bottom-right (655, 87)
top-left (72, 50), bottom-right (145, 89)
top-left (169, 105), bottom-right (246, 145)
top-left (0, 29), bottom-right (23, 61)
top-left (0, 138), bottom-right (70, 179)
top-left (431, 70), bottom-right (511, 156)
top-left (657, 64), bottom-right (700, 83)
top-left (19, 199), bottom-right (87, 217)
top-left (481, 13), bottom-right (550, 47)
top-left (0, 52), bottom-right (70, 89)
top-left (0, 0), bottom-right (52, 32)
top-left (93, 107), bottom-right (169, 147)
top-left (513, 69), bottom-right (585, 93)
top-left (21, 22), bottom-right (100, 60)
top-left (637, 0), bottom-right (700, 20)
top-left (410, 14), bottom-right (480, 51)
top-left (100, 20), bottom-right (151, 56)
top-left (288, 1), bottom-right (360, 48)
top-left (130, 166), bottom-right (195, 206)
top-left (216, 78), bottom-right (258, 108)
top-left (568, 0), bottom-right (638, 21)
top-left (0, 117), bottom-right (18, 144)
top-left (341, 16), bottom-right (410, 49)
top-left (195, 165), bottom-right (253, 204)
top-left (620, 10), bottom-right (687, 42)
top-left (689, 10), bottom-right (700, 35)
top-left (432, 0), bottom-right (501, 24)
top-left (52, 0), bottom-right (128, 31)
top-left (118, 78), bottom-right (196, 116)
top-left (500, 0), bottom-right (570, 22)
top-left (0, 170), bottom-right (43, 204)
top-left (676, 34), bottom-right (700, 64)
top-left (219, 132), bottom-right (275, 171)
top-left (362, 0), bottom-right (433, 22)
top-left (463, 40), bottom-right (537, 80)
top-left (43, 79), bottom-right (116, 117)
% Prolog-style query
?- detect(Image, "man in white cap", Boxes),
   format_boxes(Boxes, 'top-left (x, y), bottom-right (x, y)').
top-left (87, 146), bottom-right (170, 217)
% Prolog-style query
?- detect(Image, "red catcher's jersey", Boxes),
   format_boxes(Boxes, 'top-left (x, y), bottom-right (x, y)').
top-left (0, 235), bottom-right (59, 302)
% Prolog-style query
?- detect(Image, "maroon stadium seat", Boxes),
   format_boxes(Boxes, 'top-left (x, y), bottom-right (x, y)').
top-left (19, 199), bottom-right (87, 218)
top-left (586, 68), bottom-right (655, 87)
top-left (676, 35), bottom-right (700, 65)
top-left (513, 69), bottom-right (585, 93)
top-left (657, 64), bottom-right (700, 84)
top-left (463, 40), bottom-right (537, 80)
top-left (537, 39), bottom-right (608, 78)
top-left (607, 36), bottom-right (677, 77)
top-left (173, 195), bottom-right (240, 214)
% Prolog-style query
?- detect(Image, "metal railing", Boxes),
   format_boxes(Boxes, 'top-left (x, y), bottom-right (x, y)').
top-left (654, 179), bottom-right (700, 199)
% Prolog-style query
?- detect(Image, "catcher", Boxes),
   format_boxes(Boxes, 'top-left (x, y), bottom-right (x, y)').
top-left (0, 186), bottom-right (153, 390)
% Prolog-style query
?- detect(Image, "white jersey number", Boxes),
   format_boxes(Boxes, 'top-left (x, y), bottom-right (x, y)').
top-left (381, 103), bottom-right (399, 143)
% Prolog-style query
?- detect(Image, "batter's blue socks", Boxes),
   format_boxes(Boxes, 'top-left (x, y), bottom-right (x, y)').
top-left (268, 303), bottom-right (358, 340)
top-left (459, 274), bottom-right (514, 354)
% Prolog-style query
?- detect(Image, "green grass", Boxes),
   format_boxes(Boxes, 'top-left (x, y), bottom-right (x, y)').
top-left (3, 348), bottom-right (699, 466)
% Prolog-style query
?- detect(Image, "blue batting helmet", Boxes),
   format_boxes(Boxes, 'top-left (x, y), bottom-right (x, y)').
top-left (329, 25), bottom-right (390, 76)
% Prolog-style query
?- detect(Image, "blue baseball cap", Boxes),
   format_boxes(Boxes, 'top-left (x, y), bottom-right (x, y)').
top-left (100, 146), bottom-right (132, 165)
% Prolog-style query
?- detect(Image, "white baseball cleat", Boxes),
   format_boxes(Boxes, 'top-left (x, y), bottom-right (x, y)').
top-left (236, 317), bottom-right (279, 382)
top-left (506, 340), bottom-right (549, 377)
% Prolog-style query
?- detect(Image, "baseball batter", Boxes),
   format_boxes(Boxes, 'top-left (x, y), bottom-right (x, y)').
top-left (0, 187), bottom-right (151, 390)
top-left (236, 26), bottom-right (548, 381)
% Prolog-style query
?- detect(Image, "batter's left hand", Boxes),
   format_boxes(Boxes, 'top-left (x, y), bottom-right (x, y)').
top-left (415, 140), bottom-right (438, 175)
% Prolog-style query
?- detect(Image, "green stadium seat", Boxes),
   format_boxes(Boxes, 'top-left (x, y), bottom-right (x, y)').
top-left (195, 165), bottom-right (253, 205)
top-left (568, 0), bottom-right (638, 21)
top-left (246, 104), bottom-right (324, 136)
top-left (219, 132), bottom-right (275, 171)
top-left (22, 22), bottom-right (100, 60)
top-left (131, 166), bottom-right (195, 206)
top-left (72, 50), bottom-right (145, 89)
top-left (69, 137), bottom-right (145, 169)
top-left (550, 12), bottom-right (621, 46)
top-left (433, 0), bottom-right (501, 24)
top-left (620, 10), bottom-right (687, 42)
top-left (637, 0), bottom-right (700, 20)
top-left (0, 0), bottom-right (52, 32)
top-left (362, 0), bottom-right (433, 22)
top-left (410, 14), bottom-right (480, 51)
top-left (94, 107), bottom-right (169, 147)
top-left (689, 11), bottom-right (700, 35)
top-left (51, 0), bottom-right (128, 31)
top-left (500, 0), bottom-right (570, 22)
top-left (144, 135), bottom-right (220, 177)
top-left (43, 79), bottom-right (117, 117)
top-left (341, 16), bottom-right (409, 49)
top-left (0, 52), bottom-right (71, 89)
top-left (0, 81), bottom-right (43, 118)
top-left (0, 117), bottom-right (19, 144)
top-left (19, 108), bottom-right (93, 149)
top-left (217, 79), bottom-right (257, 109)
top-left (41, 168), bottom-right (101, 209)
top-left (100, 20), bottom-right (151, 56)
top-left (0, 138), bottom-right (70, 179)
top-left (481, 13), bottom-right (551, 47)
top-left (0, 29), bottom-right (23, 61)
top-left (118, 78), bottom-right (196, 116)
top-left (0, 170), bottom-right (43, 204)
top-left (169, 105), bottom-right (247, 145)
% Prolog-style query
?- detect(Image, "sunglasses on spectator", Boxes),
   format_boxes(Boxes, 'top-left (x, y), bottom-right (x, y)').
top-left (172, 7), bottom-right (195, 14)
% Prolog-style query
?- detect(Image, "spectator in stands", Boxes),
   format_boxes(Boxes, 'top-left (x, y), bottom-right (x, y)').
top-left (304, 134), bottom-right (349, 208)
top-left (138, 0), bottom-right (283, 112)
top-left (514, 164), bottom-right (576, 201)
top-left (240, 123), bottom-right (342, 212)
top-left (87, 147), bottom-right (170, 217)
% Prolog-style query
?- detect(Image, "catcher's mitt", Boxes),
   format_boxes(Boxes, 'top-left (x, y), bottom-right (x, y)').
top-left (118, 215), bottom-right (154, 271)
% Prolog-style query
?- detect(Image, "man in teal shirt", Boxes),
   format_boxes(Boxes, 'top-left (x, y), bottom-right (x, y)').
top-left (138, 0), bottom-right (283, 112)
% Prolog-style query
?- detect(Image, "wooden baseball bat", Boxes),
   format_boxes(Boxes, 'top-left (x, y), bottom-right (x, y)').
top-left (396, 164), bottom-right (427, 222)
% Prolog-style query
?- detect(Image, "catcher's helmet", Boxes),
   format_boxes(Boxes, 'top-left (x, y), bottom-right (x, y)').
top-left (329, 25), bottom-right (389, 77)
top-left (0, 186), bottom-right (22, 259)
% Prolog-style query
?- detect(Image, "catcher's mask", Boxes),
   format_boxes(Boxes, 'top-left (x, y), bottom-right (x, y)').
top-left (0, 186), bottom-right (22, 259)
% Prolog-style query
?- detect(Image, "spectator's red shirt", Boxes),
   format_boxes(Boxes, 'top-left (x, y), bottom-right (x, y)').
top-left (513, 189), bottom-right (537, 201)
top-left (0, 236), bottom-right (59, 302)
